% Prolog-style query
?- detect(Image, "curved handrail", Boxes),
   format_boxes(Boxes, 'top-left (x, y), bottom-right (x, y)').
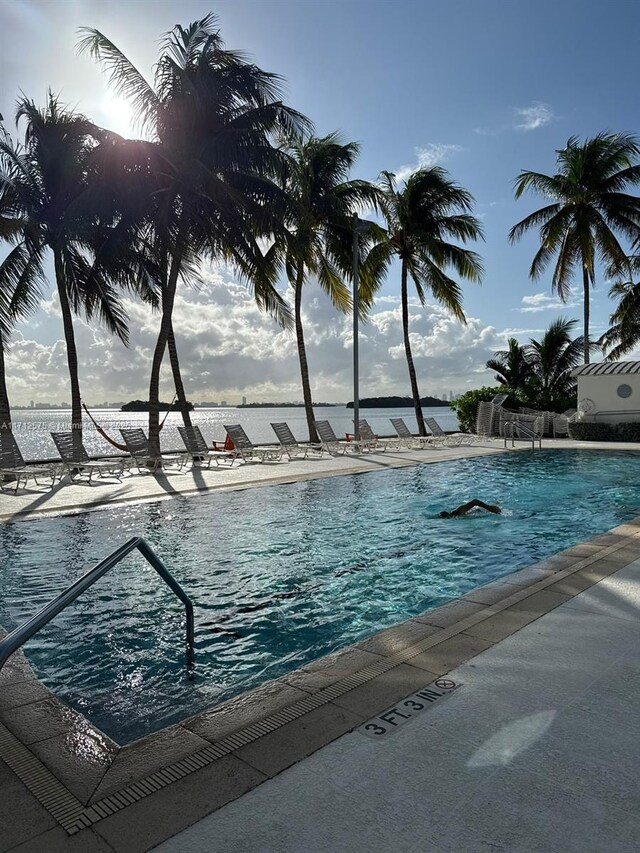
top-left (503, 420), bottom-right (542, 450)
top-left (0, 537), bottom-right (195, 678)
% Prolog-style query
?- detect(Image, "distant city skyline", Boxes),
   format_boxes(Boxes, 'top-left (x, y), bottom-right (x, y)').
top-left (2, 0), bottom-right (639, 405)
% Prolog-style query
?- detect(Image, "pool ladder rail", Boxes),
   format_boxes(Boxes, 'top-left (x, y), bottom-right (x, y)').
top-left (503, 420), bottom-right (543, 450)
top-left (0, 537), bottom-right (195, 678)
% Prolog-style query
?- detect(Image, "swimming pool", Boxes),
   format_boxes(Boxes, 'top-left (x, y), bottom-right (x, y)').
top-left (1, 449), bottom-right (638, 744)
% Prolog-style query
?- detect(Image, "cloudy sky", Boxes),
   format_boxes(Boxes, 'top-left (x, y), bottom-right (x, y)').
top-left (1, 0), bottom-right (639, 405)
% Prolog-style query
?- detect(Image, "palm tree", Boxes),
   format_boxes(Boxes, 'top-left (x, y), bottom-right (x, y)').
top-left (278, 134), bottom-right (382, 442)
top-left (510, 133), bottom-right (640, 364)
top-left (599, 255), bottom-right (640, 359)
top-left (80, 15), bottom-right (308, 457)
top-left (486, 337), bottom-right (532, 396)
top-left (372, 168), bottom-right (484, 435)
top-left (525, 318), bottom-right (584, 410)
top-left (0, 95), bottom-right (134, 438)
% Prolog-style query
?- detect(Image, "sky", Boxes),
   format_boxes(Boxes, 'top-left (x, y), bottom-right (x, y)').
top-left (1, 0), bottom-right (639, 405)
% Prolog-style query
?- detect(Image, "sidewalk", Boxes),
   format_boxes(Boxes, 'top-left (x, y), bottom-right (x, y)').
top-left (154, 557), bottom-right (640, 853)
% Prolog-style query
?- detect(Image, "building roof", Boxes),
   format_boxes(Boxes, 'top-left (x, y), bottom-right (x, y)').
top-left (572, 361), bottom-right (640, 377)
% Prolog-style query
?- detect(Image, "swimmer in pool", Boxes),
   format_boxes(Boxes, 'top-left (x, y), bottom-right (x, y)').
top-left (439, 499), bottom-right (501, 519)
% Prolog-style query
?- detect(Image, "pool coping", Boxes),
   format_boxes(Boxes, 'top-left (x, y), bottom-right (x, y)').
top-left (2, 512), bottom-right (640, 850)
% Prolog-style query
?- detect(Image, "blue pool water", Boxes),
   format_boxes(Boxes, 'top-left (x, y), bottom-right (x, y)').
top-left (1, 450), bottom-right (639, 744)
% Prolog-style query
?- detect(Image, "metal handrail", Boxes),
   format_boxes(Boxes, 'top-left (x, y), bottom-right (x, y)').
top-left (503, 420), bottom-right (542, 450)
top-left (0, 537), bottom-right (195, 678)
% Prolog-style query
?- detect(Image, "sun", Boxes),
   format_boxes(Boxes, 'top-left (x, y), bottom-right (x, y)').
top-left (100, 94), bottom-right (136, 137)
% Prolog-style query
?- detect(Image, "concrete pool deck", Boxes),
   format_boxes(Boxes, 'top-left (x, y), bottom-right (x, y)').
top-left (2, 439), bottom-right (640, 851)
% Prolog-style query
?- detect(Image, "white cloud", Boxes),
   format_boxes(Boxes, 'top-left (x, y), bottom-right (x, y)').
top-left (514, 102), bottom-right (554, 131)
top-left (518, 289), bottom-right (580, 313)
top-left (395, 143), bottom-right (463, 182)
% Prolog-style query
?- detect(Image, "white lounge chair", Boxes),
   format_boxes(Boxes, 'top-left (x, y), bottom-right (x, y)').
top-left (224, 424), bottom-right (283, 463)
top-left (357, 420), bottom-right (403, 451)
top-left (314, 420), bottom-right (371, 455)
top-left (424, 417), bottom-right (472, 446)
top-left (178, 425), bottom-right (235, 467)
top-left (271, 422), bottom-right (323, 459)
top-left (0, 432), bottom-right (61, 492)
top-left (389, 417), bottom-right (437, 449)
top-left (51, 432), bottom-right (125, 482)
top-left (120, 428), bottom-right (187, 473)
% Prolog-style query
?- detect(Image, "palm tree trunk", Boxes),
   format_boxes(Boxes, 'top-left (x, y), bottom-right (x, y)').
top-left (0, 337), bottom-right (12, 432)
top-left (167, 323), bottom-right (193, 430)
top-left (54, 251), bottom-right (83, 436)
top-left (148, 251), bottom-right (182, 459)
top-left (582, 266), bottom-right (590, 364)
top-left (294, 266), bottom-right (318, 444)
top-left (401, 259), bottom-right (426, 436)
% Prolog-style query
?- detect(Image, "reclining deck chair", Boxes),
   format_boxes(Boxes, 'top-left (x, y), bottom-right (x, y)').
top-left (51, 432), bottom-right (125, 482)
top-left (178, 425), bottom-right (235, 467)
top-left (389, 417), bottom-right (437, 449)
top-left (357, 420), bottom-right (403, 451)
top-left (224, 424), bottom-right (283, 462)
top-left (424, 416), bottom-right (472, 447)
top-left (271, 422), bottom-right (323, 459)
top-left (120, 428), bottom-right (187, 473)
top-left (314, 420), bottom-right (371, 455)
top-left (0, 431), bottom-right (61, 492)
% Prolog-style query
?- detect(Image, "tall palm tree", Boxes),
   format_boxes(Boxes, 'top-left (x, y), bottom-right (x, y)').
top-left (486, 337), bottom-right (532, 396)
top-left (372, 168), bottom-right (484, 435)
top-left (0, 95), bottom-right (134, 437)
top-left (525, 317), bottom-right (584, 410)
top-left (279, 133), bottom-right (382, 442)
top-left (510, 133), bottom-right (640, 364)
top-left (80, 15), bottom-right (308, 456)
top-left (599, 255), bottom-right (640, 359)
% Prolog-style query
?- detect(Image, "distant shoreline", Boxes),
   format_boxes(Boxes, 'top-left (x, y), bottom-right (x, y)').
top-left (346, 396), bottom-right (451, 409)
top-left (238, 402), bottom-right (338, 408)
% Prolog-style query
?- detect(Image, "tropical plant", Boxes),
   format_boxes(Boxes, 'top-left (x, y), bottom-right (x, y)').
top-left (486, 337), bottom-right (533, 396)
top-left (278, 133), bottom-right (382, 442)
top-left (599, 255), bottom-right (640, 359)
top-left (371, 168), bottom-right (484, 435)
top-left (523, 317), bottom-right (584, 410)
top-left (80, 15), bottom-right (309, 456)
top-left (0, 94), bottom-right (139, 437)
top-left (510, 132), bottom-right (640, 364)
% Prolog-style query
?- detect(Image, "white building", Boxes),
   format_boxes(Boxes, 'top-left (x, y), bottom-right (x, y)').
top-left (573, 361), bottom-right (640, 423)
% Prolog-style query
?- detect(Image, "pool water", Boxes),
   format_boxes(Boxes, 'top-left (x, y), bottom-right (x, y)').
top-left (1, 450), bottom-right (638, 744)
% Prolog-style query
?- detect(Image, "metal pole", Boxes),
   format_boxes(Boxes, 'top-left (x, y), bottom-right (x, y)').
top-left (352, 215), bottom-right (360, 442)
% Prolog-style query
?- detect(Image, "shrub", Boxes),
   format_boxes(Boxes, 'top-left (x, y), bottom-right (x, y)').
top-left (451, 386), bottom-right (507, 433)
top-left (568, 421), bottom-right (640, 442)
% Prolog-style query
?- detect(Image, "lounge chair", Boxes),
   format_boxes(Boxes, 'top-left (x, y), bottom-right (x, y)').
top-left (357, 420), bottom-right (403, 451)
top-left (119, 428), bottom-right (187, 473)
top-left (314, 420), bottom-right (371, 455)
top-left (224, 424), bottom-right (283, 463)
top-left (389, 417), bottom-right (437, 449)
top-left (424, 417), bottom-right (471, 447)
top-left (0, 431), bottom-right (61, 493)
top-left (178, 425), bottom-right (235, 467)
top-left (271, 422), bottom-right (323, 459)
top-left (51, 432), bottom-right (125, 482)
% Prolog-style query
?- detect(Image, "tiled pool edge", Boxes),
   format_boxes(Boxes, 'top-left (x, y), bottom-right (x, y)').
top-left (2, 518), bottom-right (640, 849)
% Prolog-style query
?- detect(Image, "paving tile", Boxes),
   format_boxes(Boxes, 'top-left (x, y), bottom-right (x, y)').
top-left (0, 696), bottom-right (90, 745)
top-left (8, 827), bottom-right (113, 853)
top-left (280, 646), bottom-right (383, 693)
top-left (93, 755), bottom-right (266, 853)
top-left (505, 588), bottom-right (572, 614)
top-left (501, 560), bottom-right (573, 586)
top-left (460, 581), bottom-right (520, 606)
top-left (235, 702), bottom-right (361, 777)
top-left (462, 609), bottom-right (541, 642)
top-left (330, 663), bottom-right (438, 719)
top-left (545, 566), bottom-right (613, 596)
top-left (414, 599), bottom-right (487, 628)
top-left (182, 679), bottom-right (308, 744)
top-left (89, 723), bottom-right (210, 803)
top-left (0, 760), bottom-right (57, 853)
top-left (404, 632), bottom-right (494, 675)
top-left (355, 619), bottom-right (444, 656)
top-left (0, 677), bottom-right (52, 711)
top-left (29, 725), bottom-right (117, 804)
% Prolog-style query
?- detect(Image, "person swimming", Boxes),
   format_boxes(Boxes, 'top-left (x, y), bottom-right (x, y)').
top-left (439, 499), bottom-right (501, 519)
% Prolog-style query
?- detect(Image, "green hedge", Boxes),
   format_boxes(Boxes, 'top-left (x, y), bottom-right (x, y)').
top-left (568, 421), bottom-right (640, 442)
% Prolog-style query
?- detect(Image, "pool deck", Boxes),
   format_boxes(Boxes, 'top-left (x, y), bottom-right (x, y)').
top-left (2, 438), bottom-right (640, 851)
